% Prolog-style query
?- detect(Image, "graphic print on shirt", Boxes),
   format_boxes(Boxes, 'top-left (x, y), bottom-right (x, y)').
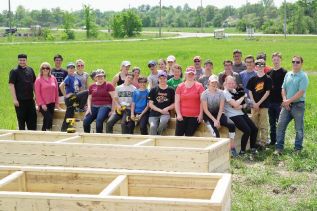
top-left (118, 91), bottom-right (133, 97)
top-left (255, 81), bottom-right (264, 92)
top-left (74, 79), bottom-right (80, 93)
top-left (156, 92), bottom-right (169, 103)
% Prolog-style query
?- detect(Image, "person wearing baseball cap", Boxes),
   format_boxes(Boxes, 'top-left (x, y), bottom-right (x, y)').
top-left (201, 75), bottom-right (238, 157)
top-left (166, 55), bottom-right (176, 79)
top-left (83, 69), bottom-right (116, 133)
top-left (198, 59), bottom-right (214, 89)
top-left (193, 56), bottom-right (204, 80)
top-left (147, 60), bottom-right (159, 89)
top-left (175, 66), bottom-right (204, 136)
top-left (148, 70), bottom-right (175, 135)
top-left (112, 60), bottom-right (131, 87)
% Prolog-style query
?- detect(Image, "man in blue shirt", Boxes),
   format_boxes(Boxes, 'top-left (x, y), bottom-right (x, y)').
top-left (239, 55), bottom-right (257, 95)
top-left (275, 56), bottom-right (309, 155)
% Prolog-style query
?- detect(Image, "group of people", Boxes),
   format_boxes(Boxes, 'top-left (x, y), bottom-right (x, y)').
top-left (9, 50), bottom-right (309, 157)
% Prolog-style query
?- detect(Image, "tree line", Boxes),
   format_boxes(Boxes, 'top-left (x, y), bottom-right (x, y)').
top-left (0, 0), bottom-right (316, 36)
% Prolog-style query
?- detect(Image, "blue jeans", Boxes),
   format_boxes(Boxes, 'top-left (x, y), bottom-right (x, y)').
top-left (276, 102), bottom-right (305, 150)
top-left (83, 106), bottom-right (111, 133)
top-left (268, 102), bottom-right (282, 145)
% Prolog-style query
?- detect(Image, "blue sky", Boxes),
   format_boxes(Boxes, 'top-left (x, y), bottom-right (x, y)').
top-left (1, 0), bottom-right (296, 12)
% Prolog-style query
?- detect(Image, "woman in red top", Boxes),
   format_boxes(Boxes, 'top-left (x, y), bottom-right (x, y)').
top-left (175, 66), bottom-right (204, 136)
top-left (34, 62), bottom-right (59, 131)
top-left (83, 69), bottom-right (116, 133)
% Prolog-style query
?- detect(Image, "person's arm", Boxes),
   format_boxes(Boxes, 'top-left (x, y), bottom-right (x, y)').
top-left (59, 82), bottom-right (66, 97)
top-left (34, 79), bottom-right (45, 108)
top-left (217, 98), bottom-right (225, 122)
top-left (149, 100), bottom-right (164, 113)
top-left (112, 74), bottom-right (119, 87)
top-left (85, 95), bottom-right (92, 116)
top-left (248, 90), bottom-right (257, 109)
top-left (256, 91), bottom-right (270, 107)
top-left (175, 94), bottom-right (182, 120)
top-left (139, 103), bottom-right (149, 117)
top-left (202, 100), bottom-right (217, 122)
top-left (53, 78), bottom-right (60, 109)
top-left (131, 102), bottom-right (136, 117)
top-left (85, 73), bottom-right (88, 90)
top-left (9, 84), bottom-right (19, 107)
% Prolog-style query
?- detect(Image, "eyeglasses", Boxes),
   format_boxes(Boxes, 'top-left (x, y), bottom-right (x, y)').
top-left (255, 63), bottom-right (265, 67)
top-left (292, 61), bottom-right (301, 64)
top-left (42, 67), bottom-right (50, 70)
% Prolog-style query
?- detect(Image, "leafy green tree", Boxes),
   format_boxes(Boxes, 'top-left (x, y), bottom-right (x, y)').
top-left (111, 10), bottom-right (142, 38)
top-left (83, 5), bottom-right (98, 38)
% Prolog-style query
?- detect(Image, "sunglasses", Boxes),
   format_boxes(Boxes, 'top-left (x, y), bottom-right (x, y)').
top-left (77, 64), bottom-right (84, 67)
top-left (194, 60), bottom-right (201, 63)
top-left (42, 67), bottom-right (50, 70)
top-left (292, 61), bottom-right (301, 64)
top-left (138, 80), bottom-right (147, 83)
top-left (255, 63), bottom-right (265, 67)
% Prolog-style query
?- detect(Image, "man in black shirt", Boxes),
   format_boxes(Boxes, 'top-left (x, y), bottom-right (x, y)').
top-left (9, 54), bottom-right (37, 130)
top-left (51, 54), bottom-right (68, 102)
top-left (267, 52), bottom-right (287, 146)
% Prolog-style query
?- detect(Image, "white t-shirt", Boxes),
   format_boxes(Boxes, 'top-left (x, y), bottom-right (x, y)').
top-left (223, 89), bottom-right (244, 118)
top-left (116, 84), bottom-right (136, 108)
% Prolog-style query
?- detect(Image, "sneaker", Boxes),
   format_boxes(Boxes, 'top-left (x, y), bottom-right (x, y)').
top-left (231, 148), bottom-right (239, 157)
top-left (273, 148), bottom-right (283, 156)
top-left (251, 148), bottom-right (258, 155)
top-left (239, 150), bottom-right (246, 156)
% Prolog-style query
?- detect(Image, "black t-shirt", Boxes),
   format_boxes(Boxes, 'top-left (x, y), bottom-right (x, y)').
top-left (51, 68), bottom-right (68, 96)
top-left (149, 86), bottom-right (175, 117)
top-left (9, 65), bottom-right (36, 101)
top-left (267, 68), bottom-right (287, 103)
top-left (246, 74), bottom-right (272, 108)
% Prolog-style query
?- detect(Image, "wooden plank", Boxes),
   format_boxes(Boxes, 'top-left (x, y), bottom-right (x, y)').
top-left (55, 136), bottom-right (82, 143)
top-left (0, 171), bottom-right (24, 189)
top-left (0, 133), bottom-right (15, 140)
top-left (210, 174), bottom-right (232, 205)
top-left (99, 175), bottom-right (128, 196)
top-left (133, 138), bottom-right (155, 146)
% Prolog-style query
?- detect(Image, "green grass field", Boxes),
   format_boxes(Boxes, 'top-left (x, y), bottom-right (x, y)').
top-left (0, 36), bottom-right (316, 210)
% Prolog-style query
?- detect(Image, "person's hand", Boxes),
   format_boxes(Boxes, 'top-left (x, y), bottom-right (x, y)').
top-left (108, 111), bottom-right (113, 117)
top-left (85, 108), bottom-right (92, 116)
top-left (41, 105), bottom-right (47, 111)
top-left (282, 99), bottom-right (291, 111)
top-left (253, 103), bottom-right (260, 110)
top-left (197, 114), bottom-right (203, 123)
top-left (161, 108), bottom-right (170, 115)
top-left (55, 104), bottom-right (62, 110)
top-left (176, 114), bottom-right (183, 121)
top-left (13, 99), bottom-right (19, 107)
top-left (214, 120), bottom-right (220, 128)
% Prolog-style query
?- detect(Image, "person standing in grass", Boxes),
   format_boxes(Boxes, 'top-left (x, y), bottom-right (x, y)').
top-left (83, 69), bottom-right (116, 133)
top-left (106, 73), bottom-right (136, 134)
top-left (223, 76), bottom-right (258, 155)
top-left (232, 49), bottom-right (247, 74)
top-left (267, 52), bottom-right (287, 146)
top-left (256, 52), bottom-right (272, 74)
top-left (59, 62), bottom-right (82, 132)
top-left (148, 71), bottom-right (175, 135)
top-left (167, 64), bottom-right (183, 90)
top-left (275, 56), bottom-right (309, 155)
top-left (131, 67), bottom-right (141, 89)
top-left (34, 62), bottom-right (59, 131)
top-left (166, 55), bottom-right (176, 79)
top-left (193, 56), bottom-right (204, 80)
top-left (112, 61), bottom-right (131, 87)
top-left (131, 77), bottom-right (150, 135)
top-left (218, 60), bottom-right (243, 89)
top-left (51, 54), bottom-right (68, 103)
top-left (201, 75), bottom-right (238, 157)
top-left (147, 60), bottom-right (159, 89)
top-left (198, 59), bottom-right (214, 89)
top-left (75, 59), bottom-right (89, 90)
top-left (175, 66), bottom-right (204, 136)
top-left (247, 59), bottom-right (272, 149)
top-left (239, 55), bottom-right (257, 95)
top-left (9, 54), bottom-right (37, 130)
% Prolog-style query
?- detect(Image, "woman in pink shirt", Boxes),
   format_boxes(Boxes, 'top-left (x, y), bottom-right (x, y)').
top-left (34, 62), bottom-right (59, 131)
top-left (175, 66), bottom-right (204, 136)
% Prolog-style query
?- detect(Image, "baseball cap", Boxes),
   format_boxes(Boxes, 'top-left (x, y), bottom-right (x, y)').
top-left (185, 66), bottom-right (196, 74)
top-left (208, 75), bottom-right (218, 82)
top-left (158, 70), bottom-right (167, 77)
top-left (121, 61), bottom-right (131, 67)
top-left (95, 69), bottom-right (105, 77)
top-left (167, 55), bottom-right (176, 62)
top-left (193, 56), bottom-right (201, 62)
top-left (66, 62), bottom-right (76, 68)
top-left (204, 59), bottom-right (213, 66)
top-left (148, 60), bottom-right (157, 67)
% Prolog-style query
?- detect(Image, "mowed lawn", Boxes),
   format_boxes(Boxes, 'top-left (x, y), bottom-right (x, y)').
top-left (0, 36), bottom-right (316, 210)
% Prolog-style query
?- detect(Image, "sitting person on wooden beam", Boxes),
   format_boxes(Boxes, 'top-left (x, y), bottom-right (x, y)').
top-left (106, 72), bottom-right (136, 134)
top-left (175, 66), bottom-right (204, 136)
top-left (83, 69), bottom-right (116, 133)
top-left (201, 75), bottom-right (238, 157)
top-left (148, 70), bottom-right (175, 135)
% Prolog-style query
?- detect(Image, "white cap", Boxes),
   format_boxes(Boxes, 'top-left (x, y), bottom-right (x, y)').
top-left (167, 55), bottom-right (176, 62)
top-left (121, 61), bottom-right (131, 67)
top-left (208, 75), bottom-right (218, 82)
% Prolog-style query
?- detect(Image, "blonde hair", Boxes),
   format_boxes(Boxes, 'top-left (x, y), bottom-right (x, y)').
top-left (76, 59), bottom-right (85, 65)
top-left (223, 75), bottom-right (236, 88)
top-left (39, 62), bottom-right (51, 77)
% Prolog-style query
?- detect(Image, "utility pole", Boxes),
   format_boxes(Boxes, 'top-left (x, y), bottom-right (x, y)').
top-left (200, 0), bottom-right (203, 32)
top-left (283, 0), bottom-right (287, 38)
top-left (159, 0), bottom-right (162, 37)
top-left (8, 0), bottom-right (12, 31)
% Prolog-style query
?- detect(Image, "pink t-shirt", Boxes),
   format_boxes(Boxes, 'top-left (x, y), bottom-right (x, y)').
top-left (176, 82), bottom-right (204, 117)
top-left (34, 76), bottom-right (59, 106)
top-left (89, 82), bottom-right (115, 106)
